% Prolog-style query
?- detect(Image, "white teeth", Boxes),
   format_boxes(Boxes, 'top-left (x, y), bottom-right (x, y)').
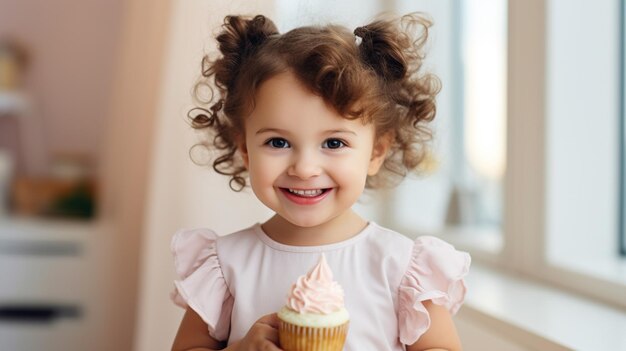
top-left (287, 188), bottom-right (324, 197)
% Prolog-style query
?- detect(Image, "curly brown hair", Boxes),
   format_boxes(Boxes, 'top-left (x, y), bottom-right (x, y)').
top-left (188, 13), bottom-right (440, 191)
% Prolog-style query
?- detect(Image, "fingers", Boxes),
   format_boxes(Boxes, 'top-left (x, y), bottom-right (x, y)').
top-left (257, 313), bottom-right (280, 329)
top-left (253, 320), bottom-right (279, 344)
top-left (239, 313), bottom-right (283, 351)
top-left (248, 313), bottom-right (281, 348)
top-left (253, 323), bottom-right (278, 344)
top-left (260, 339), bottom-right (283, 351)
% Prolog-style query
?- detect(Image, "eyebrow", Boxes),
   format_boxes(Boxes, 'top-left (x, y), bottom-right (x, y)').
top-left (255, 127), bottom-right (357, 136)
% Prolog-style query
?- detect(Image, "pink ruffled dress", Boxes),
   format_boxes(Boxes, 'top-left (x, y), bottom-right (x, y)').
top-left (171, 221), bottom-right (470, 350)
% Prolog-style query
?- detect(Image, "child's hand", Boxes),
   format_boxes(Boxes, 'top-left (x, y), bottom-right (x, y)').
top-left (235, 313), bottom-right (283, 351)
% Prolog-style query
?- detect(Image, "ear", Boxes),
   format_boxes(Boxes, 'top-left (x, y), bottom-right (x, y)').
top-left (237, 135), bottom-right (249, 169)
top-left (368, 133), bottom-right (392, 176)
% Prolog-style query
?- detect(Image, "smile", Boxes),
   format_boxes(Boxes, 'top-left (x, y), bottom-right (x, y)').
top-left (287, 188), bottom-right (324, 197)
top-left (279, 188), bottom-right (333, 205)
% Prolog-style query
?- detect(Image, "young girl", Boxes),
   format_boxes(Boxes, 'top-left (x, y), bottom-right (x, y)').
top-left (170, 13), bottom-right (470, 351)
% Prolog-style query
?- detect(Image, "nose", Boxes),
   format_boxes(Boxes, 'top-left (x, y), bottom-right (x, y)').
top-left (287, 150), bottom-right (322, 179)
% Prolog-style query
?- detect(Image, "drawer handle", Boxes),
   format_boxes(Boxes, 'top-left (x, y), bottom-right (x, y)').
top-left (0, 304), bottom-right (81, 323)
top-left (0, 240), bottom-right (81, 256)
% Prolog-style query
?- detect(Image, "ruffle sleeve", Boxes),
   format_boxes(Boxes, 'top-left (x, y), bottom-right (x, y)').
top-left (170, 228), bottom-right (233, 341)
top-left (397, 236), bottom-right (471, 345)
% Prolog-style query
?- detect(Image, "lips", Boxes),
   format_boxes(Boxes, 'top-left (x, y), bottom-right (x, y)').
top-left (279, 188), bottom-right (333, 205)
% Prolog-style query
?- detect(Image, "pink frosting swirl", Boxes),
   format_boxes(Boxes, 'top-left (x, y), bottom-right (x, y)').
top-left (286, 253), bottom-right (345, 314)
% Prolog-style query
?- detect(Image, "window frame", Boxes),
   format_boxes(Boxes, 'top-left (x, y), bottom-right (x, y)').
top-left (618, 1), bottom-right (626, 257)
top-left (491, 0), bottom-right (626, 309)
top-left (384, 0), bottom-right (626, 311)
top-left (392, 0), bottom-right (626, 311)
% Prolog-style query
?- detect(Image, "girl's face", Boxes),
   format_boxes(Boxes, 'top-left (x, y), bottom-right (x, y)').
top-left (238, 72), bottom-right (388, 229)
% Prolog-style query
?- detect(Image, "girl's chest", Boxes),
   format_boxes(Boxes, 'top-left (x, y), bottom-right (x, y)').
top-left (225, 261), bottom-right (403, 350)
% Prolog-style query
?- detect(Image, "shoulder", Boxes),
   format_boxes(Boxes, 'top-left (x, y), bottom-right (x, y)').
top-left (359, 223), bottom-right (416, 281)
top-left (170, 224), bottom-right (260, 273)
top-left (409, 235), bottom-right (471, 280)
top-left (365, 223), bottom-right (469, 266)
top-left (364, 222), bottom-right (414, 254)
top-left (171, 223), bottom-right (259, 247)
top-left (170, 227), bottom-right (219, 279)
top-left (213, 223), bottom-right (261, 252)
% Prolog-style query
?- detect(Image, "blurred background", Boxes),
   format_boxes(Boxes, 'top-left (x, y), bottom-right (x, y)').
top-left (0, 0), bottom-right (624, 350)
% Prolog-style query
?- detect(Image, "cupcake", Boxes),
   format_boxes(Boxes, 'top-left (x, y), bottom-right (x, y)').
top-left (277, 253), bottom-right (350, 351)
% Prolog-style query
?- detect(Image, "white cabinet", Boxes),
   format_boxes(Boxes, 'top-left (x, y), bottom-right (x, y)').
top-left (0, 217), bottom-right (108, 351)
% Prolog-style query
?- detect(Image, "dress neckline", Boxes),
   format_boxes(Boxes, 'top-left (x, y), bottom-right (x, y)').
top-left (252, 220), bottom-right (377, 253)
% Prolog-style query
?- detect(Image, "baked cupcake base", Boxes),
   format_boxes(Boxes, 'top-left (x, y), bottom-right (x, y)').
top-left (278, 319), bottom-right (349, 351)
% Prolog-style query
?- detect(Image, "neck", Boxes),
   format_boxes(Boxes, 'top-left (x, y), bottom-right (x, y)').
top-left (261, 210), bottom-right (368, 246)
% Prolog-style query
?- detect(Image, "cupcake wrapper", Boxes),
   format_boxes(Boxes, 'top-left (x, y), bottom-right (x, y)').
top-left (278, 320), bottom-right (349, 351)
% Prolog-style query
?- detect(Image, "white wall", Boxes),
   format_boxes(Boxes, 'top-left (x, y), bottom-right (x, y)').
top-left (275, 0), bottom-right (385, 31)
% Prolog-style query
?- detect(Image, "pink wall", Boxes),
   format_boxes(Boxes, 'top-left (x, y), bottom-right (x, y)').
top-left (0, 0), bottom-right (124, 177)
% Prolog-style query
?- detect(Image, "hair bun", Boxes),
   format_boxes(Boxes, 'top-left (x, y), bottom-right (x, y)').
top-left (355, 14), bottom-right (431, 82)
top-left (353, 26), bottom-right (368, 38)
top-left (241, 15), bottom-right (276, 48)
top-left (212, 15), bottom-right (279, 90)
top-left (355, 24), bottom-right (406, 81)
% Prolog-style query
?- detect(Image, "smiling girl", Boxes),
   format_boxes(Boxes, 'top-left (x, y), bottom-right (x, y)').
top-left (170, 13), bottom-right (470, 351)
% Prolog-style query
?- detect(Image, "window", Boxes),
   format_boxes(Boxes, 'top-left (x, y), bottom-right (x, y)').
top-left (545, 0), bottom-right (624, 285)
top-left (456, 0), bottom-right (507, 231)
top-left (390, 0), bottom-right (626, 309)
top-left (387, 0), bottom-right (506, 257)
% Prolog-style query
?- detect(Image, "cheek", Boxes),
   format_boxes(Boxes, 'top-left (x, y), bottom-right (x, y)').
top-left (248, 152), bottom-right (282, 187)
top-left (332, 154), bottom-right (370, 186)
